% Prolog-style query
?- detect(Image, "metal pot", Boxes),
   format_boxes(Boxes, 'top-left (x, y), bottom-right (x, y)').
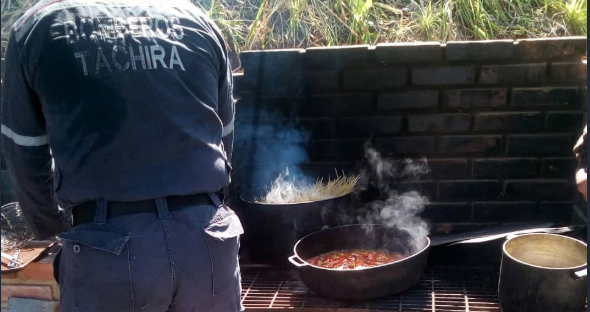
top-left (239, 190), bottom-right (352, 266)
top-left (288, 224), bottom-right (430, 300)
top-left (287, 225), bottom-right (579, 301)
top-left (498, 233), bottom-right (587, 312)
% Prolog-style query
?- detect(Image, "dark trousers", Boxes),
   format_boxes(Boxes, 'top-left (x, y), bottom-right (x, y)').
top-left (54, 193), bottom-right (244, 312)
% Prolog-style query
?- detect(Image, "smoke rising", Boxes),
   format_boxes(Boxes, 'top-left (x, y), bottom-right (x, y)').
top-left (356, 146), bottom-right (431, 254)
top-left (236, 105), bottom-right (431, 254)
top-left (234, 106), bottom-right (313, 193)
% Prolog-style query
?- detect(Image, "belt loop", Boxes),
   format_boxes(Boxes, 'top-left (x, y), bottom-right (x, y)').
top-left (94, 199), bottom-right (108, 224)
top-left (208, 193), bottom-right (223, 208)
top-left (155, 197), bottom-right (171, 219)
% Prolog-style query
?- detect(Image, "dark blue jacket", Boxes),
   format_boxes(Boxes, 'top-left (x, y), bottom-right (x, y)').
top-left (1, 0), bottom-right (235, 239)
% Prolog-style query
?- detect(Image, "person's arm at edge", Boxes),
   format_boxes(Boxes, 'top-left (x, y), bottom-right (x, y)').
top-left (1, 31), bottom-right (69, 240)
top-left (573, 126), bottom-right (587, 201)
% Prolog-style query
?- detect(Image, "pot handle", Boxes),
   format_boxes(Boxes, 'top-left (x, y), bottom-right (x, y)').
top-left (572, 268), bottom-right (587, 280)
top-left (288, 255), bottom-right (308, 268)
top-left (446, 225), bottom-right (578, 246)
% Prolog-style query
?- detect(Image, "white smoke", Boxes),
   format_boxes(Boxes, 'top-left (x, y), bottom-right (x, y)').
top-left (356, 147), bottom-right (430, 254)
top-left (260, 168), bottom-right (330, 204)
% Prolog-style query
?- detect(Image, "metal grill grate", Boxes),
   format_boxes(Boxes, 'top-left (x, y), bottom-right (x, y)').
top-left (241, 266), bottom-right (501, 311)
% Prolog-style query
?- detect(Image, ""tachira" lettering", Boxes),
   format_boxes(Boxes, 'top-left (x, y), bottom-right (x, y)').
top-left (74, 44), bottom-right (185, 76)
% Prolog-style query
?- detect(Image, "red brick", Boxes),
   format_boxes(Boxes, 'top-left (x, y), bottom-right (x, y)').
top-left (413, 66), bottom-right (476, 86)
top-left (504, 179), bottom-right (573, 201)
top-left (443, 89), bottom-right (507, 108)
top-left (302, 94), bottom-right (372, 117)
top-left (310, 139), bottom-right (365, 161)
top-left (507, 134), bottom-right (573, 156)
top-left (378, 91), bottom-right (439, 110)
top-left (437, 135), bottom-right (503, 154)
top-left (511, 87), bottom-right (578, 107)
top-left (343, 68), bottom-right (407, 90)
top-left (340, 116), bottom-right (403, 136)
top-left (247, 72), bottom-right (304, 95)
top-left (551, 62), bottom-right (587, 84)
top-left (472, 202), bottom-right (539, 222)
top-left (479, 64), bottom-right (546, 85)
top-left (303, 71), bottom-right (339, 93)
top-left (433, 223), bottom-right (498, 235)
top-left (446, 40), bottom-right (514, 61)
top-left (540, 202), bottom-right (574, 222)
top-left (438, 180), bottom-right (501, 200)
top-left (546, 112), bottom-right (585, 131)
top-left (17, 263), bottom-right (55, 281)
top-left (542, 157), bottom-right (578, 178)
top-left (425, 159), bottom-right (468, 178)
top-left (399, 180), bottom-right (438, 198)
top-left (0, 273), bottom-right (18, 280)
top-left (240, 49), bottom-right (304, 75)
top-left (305, 45), bottom-right (370, 69)
top-left (375, 42), bottom-right (442, 65)
top-left (472, 158), bottom-right (539, 177)
top-left (474, 112), bottom-right (543, 133)
top-left (1, 285), bottom-right (53, 303)
top-left (375, 136), bottom-right (436, 155)
top-left (236, 95), bottom-right (305, 119)
top-left (515, 37), bottom-right (587, 61)
top-left (408, 114), bottom-right (471, 133)
top-left (422, 202), bottom-right (471, 222)
top-left (297, 118), bottom-right (338, 138)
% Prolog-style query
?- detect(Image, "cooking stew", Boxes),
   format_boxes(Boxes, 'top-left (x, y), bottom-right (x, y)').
top-left (290, 225), bottom-right (430, 300)
top-left (307, 249), bottom-right (405, 269)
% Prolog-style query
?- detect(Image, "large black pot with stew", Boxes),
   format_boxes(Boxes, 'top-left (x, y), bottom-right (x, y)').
top-left (239, 190), bottom-right (352, 266)
top-left (288, 224), bottom-right (430, 300)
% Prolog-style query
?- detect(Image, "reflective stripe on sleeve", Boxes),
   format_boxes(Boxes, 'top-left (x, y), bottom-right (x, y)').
top-left (1, 124), bottom-right (49, 146)
top-left (222, 115), bottom-right (235, 137)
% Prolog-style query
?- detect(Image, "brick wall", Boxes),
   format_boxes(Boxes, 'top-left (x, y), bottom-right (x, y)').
top-left (0, 38), bottom-right (586, 306)
top-left (0, 38), bottom-right (586, 223)
top-left (232, 37), bottom-right (587, 232)
top-left (0, 254), bottom-right (59, 312)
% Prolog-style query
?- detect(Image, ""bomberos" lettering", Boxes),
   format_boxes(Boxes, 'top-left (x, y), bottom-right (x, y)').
top-left (62, 15), bottom-right (187, 76)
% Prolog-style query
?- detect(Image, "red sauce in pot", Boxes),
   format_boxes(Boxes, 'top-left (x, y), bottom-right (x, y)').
top-left (307, 249), bottom-right (405, 269)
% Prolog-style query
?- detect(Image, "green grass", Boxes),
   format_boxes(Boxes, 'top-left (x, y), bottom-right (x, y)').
top-left (414, 1), bottom-right (449, 41)
top-left (550, 0), bottom-right (587, 35)
top-left (2, 0), bottom-right (37, 56)
top-left (1, 0), bottom-right (587, 59)
top-left (196, 0), bottom-right (587, 55)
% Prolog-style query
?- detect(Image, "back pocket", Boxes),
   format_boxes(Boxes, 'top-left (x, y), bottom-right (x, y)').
top-left (202, 206), bottom-right (244, 312)
top-left (60, 226), bottom-right (134, 311)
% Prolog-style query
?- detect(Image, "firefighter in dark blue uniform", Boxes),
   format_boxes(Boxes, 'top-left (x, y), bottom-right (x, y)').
top-left (1, 0), bottom-right (243, 311)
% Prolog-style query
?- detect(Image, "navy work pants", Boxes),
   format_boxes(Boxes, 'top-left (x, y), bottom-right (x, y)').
top-left (55, 193), bottom-right (244, 312)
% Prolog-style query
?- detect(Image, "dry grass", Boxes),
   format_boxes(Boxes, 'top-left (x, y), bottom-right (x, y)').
top-left (2, 0), bottom-right (38, 56)
top-left (195, 0), bottom-right (587, 59)
top-left (1, 0), bottom-right (587, 59)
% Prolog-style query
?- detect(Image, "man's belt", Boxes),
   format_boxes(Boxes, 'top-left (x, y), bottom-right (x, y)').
top-left (72, 192), bottom-right (218, 226)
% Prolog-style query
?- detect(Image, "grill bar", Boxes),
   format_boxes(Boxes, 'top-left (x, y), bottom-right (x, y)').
top-left (241, 266), bottom-right (501, 311)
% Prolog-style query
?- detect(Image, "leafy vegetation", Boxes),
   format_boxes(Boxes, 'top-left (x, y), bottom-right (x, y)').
top-left (196, 0), bottom-right (587, 54)
top-left (2, 0), bottom-right (587, 58)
